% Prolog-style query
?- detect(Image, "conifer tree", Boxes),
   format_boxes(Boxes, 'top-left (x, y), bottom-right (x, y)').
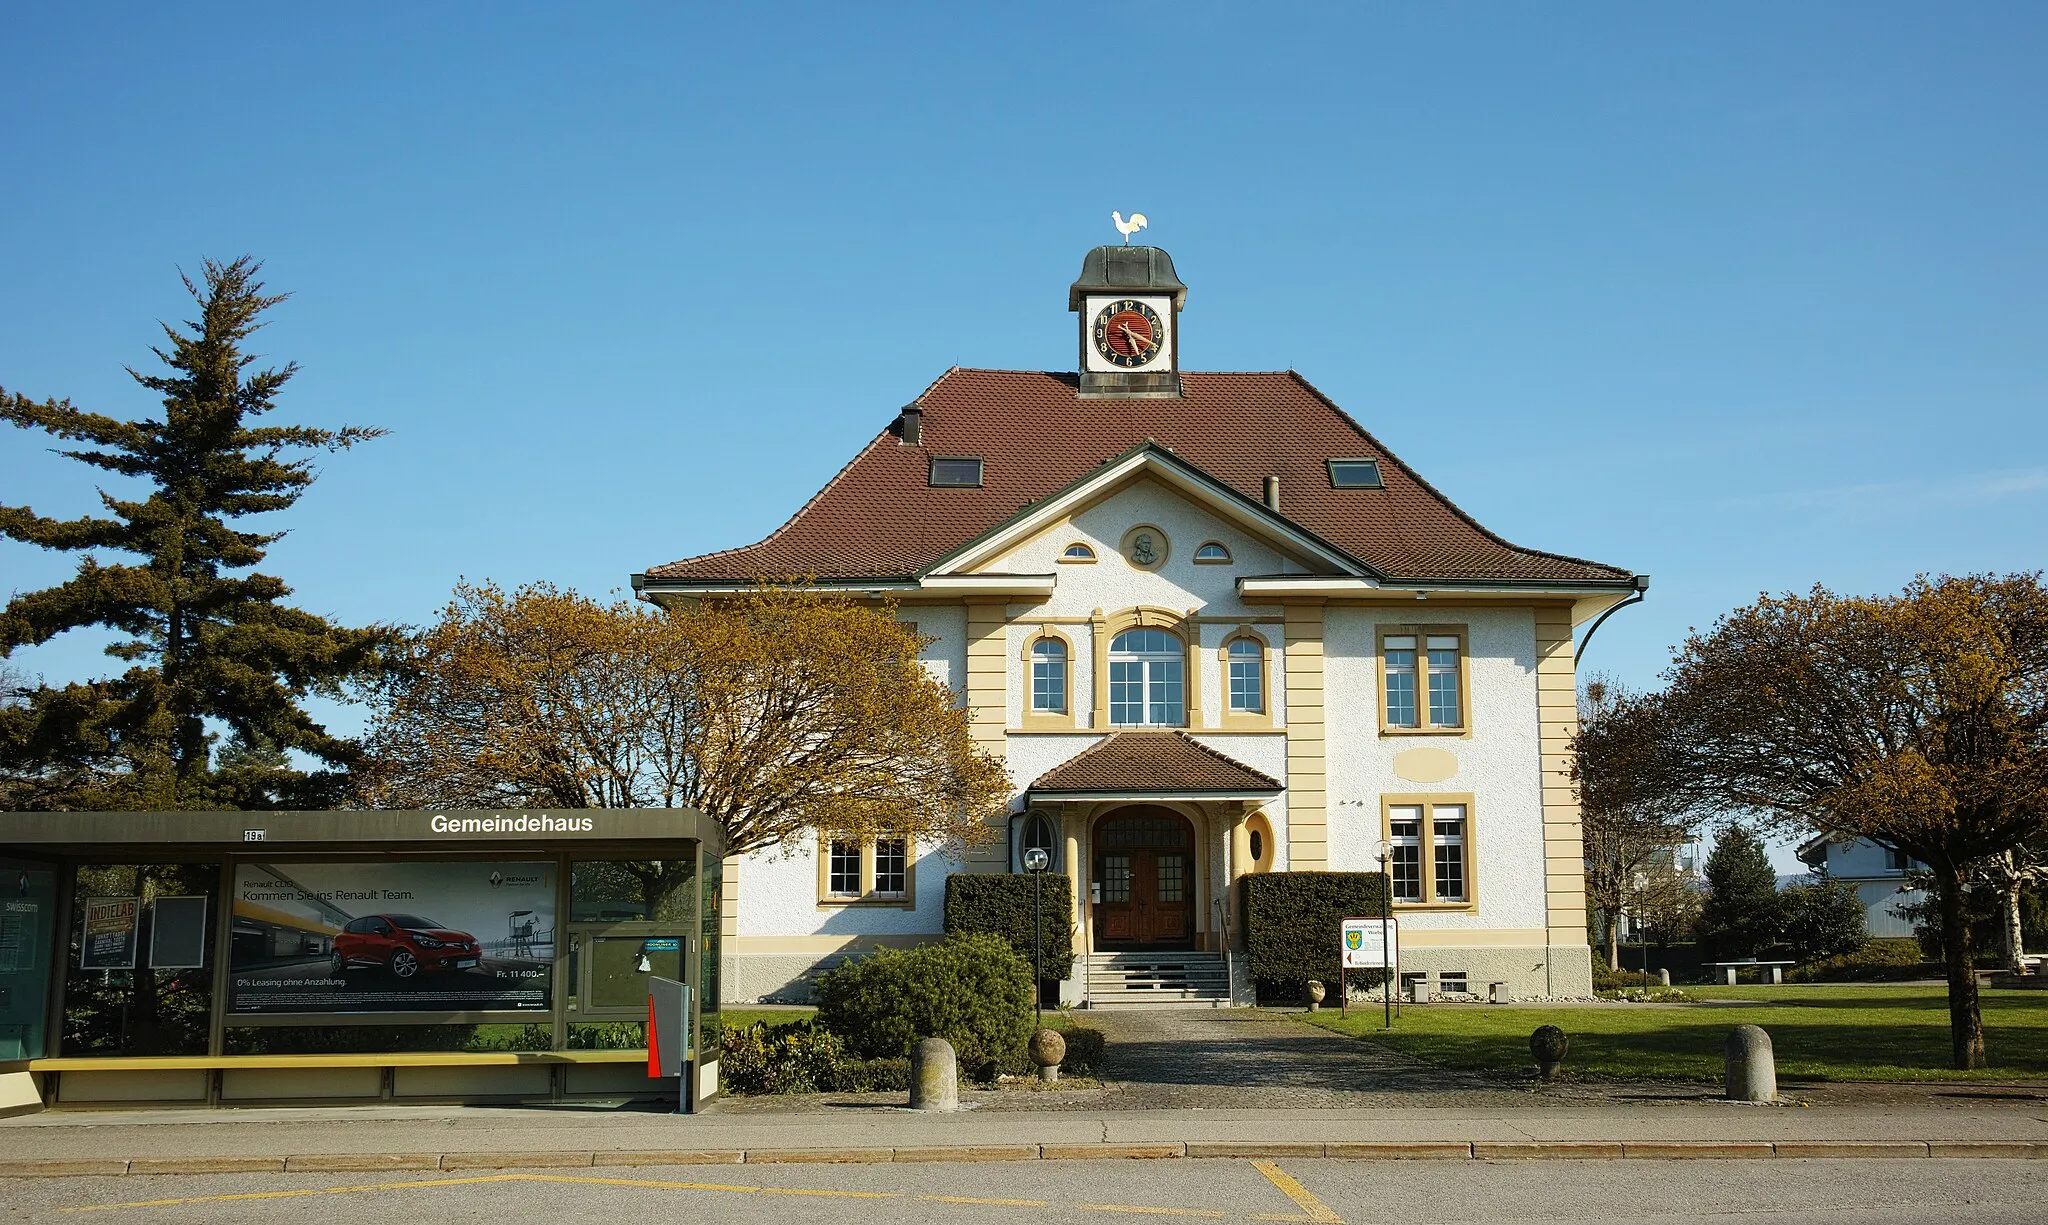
top-left (1696, 825), bottom-right (1784, 960)
top-left (0, 257), bottom-right (389, 810)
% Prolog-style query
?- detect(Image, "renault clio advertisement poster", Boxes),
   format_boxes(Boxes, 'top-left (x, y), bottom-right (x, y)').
top-left (227, 862), bottom-right (556, 1014)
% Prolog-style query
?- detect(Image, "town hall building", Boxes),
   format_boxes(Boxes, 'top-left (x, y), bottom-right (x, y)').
top-left (634, 244), bottom-right (1644, 1005)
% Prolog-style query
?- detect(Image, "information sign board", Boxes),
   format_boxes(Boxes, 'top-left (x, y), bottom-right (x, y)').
top-left (1341, 917), bottom-right (1396, 969)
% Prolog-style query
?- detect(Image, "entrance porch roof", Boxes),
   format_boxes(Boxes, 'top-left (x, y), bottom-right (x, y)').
top-left (1026, 732), bottom-right (1282, 803)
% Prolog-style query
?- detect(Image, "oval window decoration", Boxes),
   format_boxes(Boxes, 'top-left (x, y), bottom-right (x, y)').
top-left (1194, 542), bottom-right (1231, 564)
top-left (1060, 543), bottom-right (1096, 563)
top-left (1119, 525), bottom-right (1169, 570)
top-left (1248, 829), bottom-right (1264, 862)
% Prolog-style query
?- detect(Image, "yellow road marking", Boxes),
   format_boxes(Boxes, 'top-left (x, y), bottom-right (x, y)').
top-left (1250, 1162), bottom-right (1344, 1225)
top-left (63, 1161), bottom-right (1340, 1220)
top-left (921, 1194), bottom-right (1054, 1207)
top-left (61, 1174), bottom-right (519, 1213)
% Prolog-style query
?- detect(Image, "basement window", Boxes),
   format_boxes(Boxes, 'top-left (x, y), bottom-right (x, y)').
top-left (1327, 459), bottom-right (1383, 488)
top-left (929, 457), bottom-right (983, 487)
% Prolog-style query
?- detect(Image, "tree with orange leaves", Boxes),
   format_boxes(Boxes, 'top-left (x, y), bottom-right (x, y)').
top-left (1664, 573), bottom-right (2048, 1069)
top-left (356, 581), bottom-right (1011, 862)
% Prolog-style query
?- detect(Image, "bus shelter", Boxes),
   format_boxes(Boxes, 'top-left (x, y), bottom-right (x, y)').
top-left (0, 809), bottom-right (722, 1114)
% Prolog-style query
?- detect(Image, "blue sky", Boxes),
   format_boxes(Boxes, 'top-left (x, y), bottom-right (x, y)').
top-left (4, 3), bottom-right (2045, 793)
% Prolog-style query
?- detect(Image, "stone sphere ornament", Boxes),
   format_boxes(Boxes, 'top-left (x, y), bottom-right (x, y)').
top-left (1305, 979), bottom-right (1326, 1011)
top-left (1029, 1028), bottom-right (1066, 1082)
top-left (1529, 1025), bottom-right (1569, 1081)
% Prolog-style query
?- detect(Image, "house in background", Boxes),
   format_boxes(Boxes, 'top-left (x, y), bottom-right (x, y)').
top-left (635, 243), bottom-right (1644, 1006)
top-left (1796, 835), bottom-right (1923, 938)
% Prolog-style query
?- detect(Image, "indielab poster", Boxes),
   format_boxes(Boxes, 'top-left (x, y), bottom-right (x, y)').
top-left (227, 862), bottom-right (555, 1015)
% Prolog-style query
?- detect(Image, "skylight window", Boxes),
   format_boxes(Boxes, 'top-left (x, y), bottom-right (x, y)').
top-left (928, 457), bottom-right (983, 487)
top-left (1328, 459), bottom-right (1383, 488)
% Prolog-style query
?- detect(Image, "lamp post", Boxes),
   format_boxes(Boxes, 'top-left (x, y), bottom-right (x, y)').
top-left (1023, 846), bottom-right (1051, 1026)
top-left (1370, 838), bottom-right (1394, 1031)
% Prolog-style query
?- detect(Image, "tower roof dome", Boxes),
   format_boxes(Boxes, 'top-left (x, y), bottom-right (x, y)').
top-left (1069, 245), bottom-right (1187, 311)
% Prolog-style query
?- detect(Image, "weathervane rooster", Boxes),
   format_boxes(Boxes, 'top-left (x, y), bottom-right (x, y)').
top-left (1112, 211), bottom-right (1148, 244)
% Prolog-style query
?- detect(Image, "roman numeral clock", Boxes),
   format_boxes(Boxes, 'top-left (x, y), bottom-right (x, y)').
top-left (1070, 238), bottom-right (1187, 397)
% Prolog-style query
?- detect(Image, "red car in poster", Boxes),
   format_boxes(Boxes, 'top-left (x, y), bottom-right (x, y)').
top-left (331, 913), bottom-right (482, 980)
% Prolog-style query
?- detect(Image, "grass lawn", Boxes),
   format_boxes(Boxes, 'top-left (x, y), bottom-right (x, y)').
top-left (1300, 985), bottom-right (2048, 1082)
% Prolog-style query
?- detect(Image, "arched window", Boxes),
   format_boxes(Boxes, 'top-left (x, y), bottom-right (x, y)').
top-left (1030, 638), bottom-right (1068, 714)
top-left (1060, 543), bottom-right (1096, 563)
top-left (1108, 628), bottom-right (1185, 727)
top-left (1226, 637), bottom-right (1265, 714)
top-left (1194, 542), bottom-right (1231, 563)
top-left (1022, 810), bottom-right (1060, 871)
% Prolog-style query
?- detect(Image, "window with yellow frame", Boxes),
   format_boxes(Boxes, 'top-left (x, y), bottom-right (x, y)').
top-left (1377, 624), bottom-right (1470, 735)
top-left (816, 835), bottom-right (915, 907)
top-left (1380, 795), bottom-right (1475, 909)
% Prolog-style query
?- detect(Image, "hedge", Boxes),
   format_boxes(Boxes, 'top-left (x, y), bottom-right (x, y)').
top-left (716, 1019), bottom-right (911, 1095)
top-left (944, 873), bottom-right (1076, 981)
top-left (814, 932), bottom-right (1035, 1069)
top-left (1240, 872), bottom-right (1389, 1003)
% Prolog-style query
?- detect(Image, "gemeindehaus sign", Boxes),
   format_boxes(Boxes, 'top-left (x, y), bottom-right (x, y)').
top-left (0, 808), bottom-right (715, 848)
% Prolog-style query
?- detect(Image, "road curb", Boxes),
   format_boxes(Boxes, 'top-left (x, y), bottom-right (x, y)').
top-left (3, 1139), bottom-right (2046, 1177)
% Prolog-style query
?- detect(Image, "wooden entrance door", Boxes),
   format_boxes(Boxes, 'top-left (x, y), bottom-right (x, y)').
top-left (1093, 809), bottom-right (1194, 948)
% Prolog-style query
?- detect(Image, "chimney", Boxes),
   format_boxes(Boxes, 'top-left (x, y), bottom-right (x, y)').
top-left (1264, 476), bottom-right (1281, 513)
top-left (897, 405), bottom-right (923, 446)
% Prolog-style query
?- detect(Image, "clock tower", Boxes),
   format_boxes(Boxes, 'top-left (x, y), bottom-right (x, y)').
top-left (1069, 245), bottom-right (1187, 397)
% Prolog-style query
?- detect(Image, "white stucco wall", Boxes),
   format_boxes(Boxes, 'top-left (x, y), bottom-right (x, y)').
top-left (1323, 605), bottom-right (1548, 934)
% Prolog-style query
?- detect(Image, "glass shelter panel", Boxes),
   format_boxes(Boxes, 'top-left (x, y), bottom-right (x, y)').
top-left (63, 863), bottom-right (219, 1056)
top-left (0, 859), bottom-right (57, 1060)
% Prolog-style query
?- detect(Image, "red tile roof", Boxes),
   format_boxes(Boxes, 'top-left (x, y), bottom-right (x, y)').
top-left (644, 369), bottom-right (1629, 585)
top-left (1029, 732), bottom-right (1283, 795)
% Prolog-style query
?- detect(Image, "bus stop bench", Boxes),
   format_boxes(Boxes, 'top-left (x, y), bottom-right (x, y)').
top-left (1707, 960), bottom-right (1796, 985)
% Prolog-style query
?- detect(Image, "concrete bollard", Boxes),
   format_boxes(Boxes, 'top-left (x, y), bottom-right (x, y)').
top-left (910, 1037), bottom-right (958, 1112)
top-left (1029, 1029), bottom-right (1066, 1083)
top-left (1725, 1024), bottom-right (1776, 1102)
top-left (1657, 968), bottom-right (1671, 987)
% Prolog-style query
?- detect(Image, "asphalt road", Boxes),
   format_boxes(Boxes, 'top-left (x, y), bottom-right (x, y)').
top-left (8, 1158), bottom-right (2046, 1224)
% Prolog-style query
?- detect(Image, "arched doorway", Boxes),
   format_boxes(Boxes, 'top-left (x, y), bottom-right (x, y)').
top-left (1092, 807), bottom-right (1195, 949)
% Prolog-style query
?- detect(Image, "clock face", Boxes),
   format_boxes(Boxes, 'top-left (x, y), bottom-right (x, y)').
top-left (1092, 299), bottom-right (1166, 368)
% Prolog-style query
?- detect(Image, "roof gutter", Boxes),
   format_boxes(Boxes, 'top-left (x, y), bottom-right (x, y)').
top-left (1026, 788), bottom-right (1284, 803)
top-left (1237, 576), bottom-right (1640, 600)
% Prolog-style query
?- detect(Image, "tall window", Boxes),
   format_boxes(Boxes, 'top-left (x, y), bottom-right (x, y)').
top-left (1426, 635), bottom-right (1462, 728)
top-left (1388, 807), bottom-right (1424, 902)
top-left (873, 838), bottom-right (908, 897)
top-left (1384, 629), bottom-right (1464, 730)
top-left (1384, 797), bottom-right (1475, 906)
top-left (1108, 629), bottom-right (1185, 726)
top-left (1431, 805), bottom-right (1467, 902)
top-left (1226, 637), bottom-right (1264, 714)
top-left (827, 839), bottom-right (861, 897)
top-left (1030, 638), bottom-right (1068, 714)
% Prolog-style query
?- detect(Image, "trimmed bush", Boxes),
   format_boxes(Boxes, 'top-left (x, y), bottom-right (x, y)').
top-left (1780, 879), bottom-right (1869, 962)
top-left (716, 1019), bottom-right (911, 1095)
top-left (814, 932), bottom-right (1034, 1070)
top-left (1787, 937), bottom-right (1932, 983)
top-left (1240, 872), bottom-right (1390, 1003)
top-left (944, 873), bottom-right (1076, 981)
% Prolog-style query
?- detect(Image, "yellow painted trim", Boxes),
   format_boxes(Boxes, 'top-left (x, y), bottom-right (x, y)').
top-left (30, 1052), bottom-right (646, 1072)
top-left (1380, 792), bottom-right (1479, 912)
top-left (1282, 602), bottom-right (1327, 869)
top-left (731, 934), bottom-right (929, 955)
top-left (1216, 626), bottom-right (1276, 731)
top-left (1376, 623), bottom-right (1474, 738)
top-left (1535, 604), bottom-right (1588, 947)
top-left (1092, 606), bottom-right (1200, 729)
top-left (1019, 625), bottom-right (1078, 730)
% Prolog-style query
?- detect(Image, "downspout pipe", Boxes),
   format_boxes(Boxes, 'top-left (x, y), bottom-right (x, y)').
top-left (1575, 575), bottom-right (1651, 660)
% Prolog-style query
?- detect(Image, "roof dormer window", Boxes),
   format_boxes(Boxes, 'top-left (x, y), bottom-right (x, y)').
top-left (1328, 459), bottom-right (1383, 488)
top-left (928, 457), bottom-right (983, 488)
top-left (1060, 543), bottom-right (1097, 563)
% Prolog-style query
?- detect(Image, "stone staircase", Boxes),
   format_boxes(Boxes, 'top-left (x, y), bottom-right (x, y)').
top-left (1085, 951), bottom-right (1232, 1009)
